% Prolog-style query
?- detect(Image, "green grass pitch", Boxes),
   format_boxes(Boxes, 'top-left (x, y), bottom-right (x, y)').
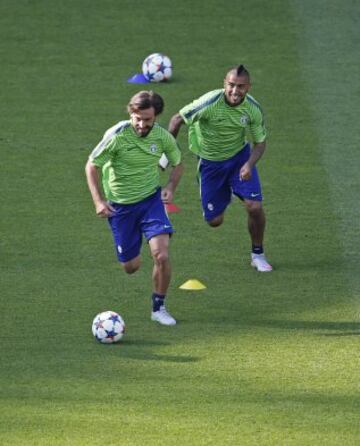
top-left (1, 1), bottom-right (359, 445)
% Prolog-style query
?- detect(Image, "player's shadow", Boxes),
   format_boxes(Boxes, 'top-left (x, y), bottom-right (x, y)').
top-left (110, 339), bottom-right (200, 363)
top-left (248, 319), bottom-right (360, 336)
top-left (123, 352), bottom-right (199, 362)
top-left (271, 258), bottom-right (349, 272)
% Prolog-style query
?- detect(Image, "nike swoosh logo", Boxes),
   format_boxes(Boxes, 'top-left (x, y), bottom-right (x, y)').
top-left (250, 193), bottom-right (260, 198)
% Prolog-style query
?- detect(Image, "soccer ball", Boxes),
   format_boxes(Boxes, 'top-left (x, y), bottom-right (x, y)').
top-left (92, 311), bottom-right (125, 344)
top-left (142, 53), bottom-right (172, 82)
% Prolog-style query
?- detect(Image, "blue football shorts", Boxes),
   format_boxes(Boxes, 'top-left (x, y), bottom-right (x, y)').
top-left (108, 188), bottom-right (173, 263)
top-left (198, 143), bottom-right (263, 222)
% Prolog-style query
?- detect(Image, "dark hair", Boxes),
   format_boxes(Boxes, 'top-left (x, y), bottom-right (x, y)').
top-left (227, 64), bottom-right (250, 79)
top-left (127, 91), bottom-right (164, 116)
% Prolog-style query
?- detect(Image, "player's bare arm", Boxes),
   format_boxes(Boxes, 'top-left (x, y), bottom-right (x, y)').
top-left (168, 113), bottom-right (185, 137)
top-left (85, 160), bottom-right (115, 217)
top-left (159, 115), bottom-right (184, 170)
top-left (161, 163), bottom-right (184, 203)
top-left (240, 141), bottom-right (266, 180)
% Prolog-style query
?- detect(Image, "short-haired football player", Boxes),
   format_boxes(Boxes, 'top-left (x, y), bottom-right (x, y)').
top-left (168, 65), bottom-right (272, 272)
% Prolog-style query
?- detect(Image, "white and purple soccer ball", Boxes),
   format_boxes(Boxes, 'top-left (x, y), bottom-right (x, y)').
top-left (92, 311), bottom-right (125, 344)
top-left (142, 53), bottom-right (172, 82)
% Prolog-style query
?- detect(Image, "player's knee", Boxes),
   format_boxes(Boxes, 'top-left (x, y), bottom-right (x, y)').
top-left (208, 215), bottom-right (224, 227)
top-left (123, 265), bottom-right (138, 274)
top-left (152, 249), bottom-right (169, 267)
top-left (122, 260), bottom-right (140, 274)
top-left (245, 200), bottom-right (262, 215)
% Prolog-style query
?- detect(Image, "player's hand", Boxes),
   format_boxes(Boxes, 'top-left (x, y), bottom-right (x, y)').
top-left (240, 162), bottom-right (252, 181)
top-left (95, 200), bottom-right (115, 218)
top-left (161, 187), bottom-right (174, 204)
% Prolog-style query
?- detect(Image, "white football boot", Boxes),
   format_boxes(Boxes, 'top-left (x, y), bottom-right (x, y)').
top-left (251, 253), bottom-right (273, 272)
top-left (151, 306), bottom-right (177, 326)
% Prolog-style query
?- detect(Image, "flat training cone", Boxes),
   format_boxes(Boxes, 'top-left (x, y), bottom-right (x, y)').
top-left (165, 203), bottom-right (181, 213)
top-left (179, 279), bottom-right (206, 290)
top-left (127, 73), bottom-right (150, 84)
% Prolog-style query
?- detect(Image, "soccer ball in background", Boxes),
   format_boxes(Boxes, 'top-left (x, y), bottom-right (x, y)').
top-left (142, 53), bottom-right (172, 82)
top-left (92, 311), bottom-right (126, 344)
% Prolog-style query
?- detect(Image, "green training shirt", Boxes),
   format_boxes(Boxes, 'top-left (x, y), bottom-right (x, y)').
top-left (179, 89), bottom-right (266, 161)
top-left (89, 120), bottom-right (181, 204)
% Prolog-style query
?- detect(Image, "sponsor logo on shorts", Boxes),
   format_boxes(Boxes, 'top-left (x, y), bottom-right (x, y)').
top-left (207, 202), bottom-right (214, 211)
top-left (117, 245), bottom-right (122, 254)
top-left (250, 193), bottom-right (260, 198)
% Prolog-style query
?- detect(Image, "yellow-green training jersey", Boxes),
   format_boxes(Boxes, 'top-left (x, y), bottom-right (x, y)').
top-left (179, 89), bottom-right (266, 161)
top-left (89, 120), bottom-right (181, 204)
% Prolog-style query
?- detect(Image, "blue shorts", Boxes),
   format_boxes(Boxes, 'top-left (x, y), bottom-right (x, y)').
top-left (108, 188), bottom-right (173, 263)
top-left (198, 143), bottom-right (262, 222)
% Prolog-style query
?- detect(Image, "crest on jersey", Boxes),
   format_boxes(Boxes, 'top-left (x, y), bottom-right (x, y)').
top-left (150, 144), bottom-right (158, 153)
top-left (240, 116), bottom-right (249, 125)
